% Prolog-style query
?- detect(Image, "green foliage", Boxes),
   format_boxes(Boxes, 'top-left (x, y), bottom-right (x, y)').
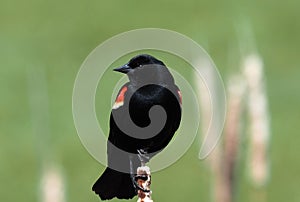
top-left (0, 0), bottom-right (299, 201)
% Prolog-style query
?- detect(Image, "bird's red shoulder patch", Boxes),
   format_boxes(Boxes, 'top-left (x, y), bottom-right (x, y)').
top-left (177, 90), bottom-right (182, 105)
top-left (113, 86), bottom-right (128, 109)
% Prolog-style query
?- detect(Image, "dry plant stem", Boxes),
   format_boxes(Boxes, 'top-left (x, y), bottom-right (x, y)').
top-left (136, 166), bottom-right (153, 202)
top-left (243, 54), bottom-right (270, 187)
top-left (222, 76), bottom-right (246, 202)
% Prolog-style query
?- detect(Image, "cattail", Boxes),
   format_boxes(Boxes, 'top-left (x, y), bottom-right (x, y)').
top-left (41, 166), bottom-right (66, 202)
top-left (222, 74), bottom-right (246, 202)
top-left (243, 54), bottom-right (270, 187)
top-left (27, 67), bottom-right (66, 202)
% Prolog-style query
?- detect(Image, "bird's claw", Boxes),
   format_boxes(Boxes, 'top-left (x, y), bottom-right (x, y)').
top-left (137, 149), bottom-right (150, 164)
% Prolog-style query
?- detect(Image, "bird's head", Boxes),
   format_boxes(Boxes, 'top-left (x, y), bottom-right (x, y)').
top-left (113, 54), bottom-right (165, 74)
top-left (113, 54), bottom-right (174, 85)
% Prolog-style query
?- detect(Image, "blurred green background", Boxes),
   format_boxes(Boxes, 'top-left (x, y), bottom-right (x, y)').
top-left (1, 0), bottom-right (299, 201)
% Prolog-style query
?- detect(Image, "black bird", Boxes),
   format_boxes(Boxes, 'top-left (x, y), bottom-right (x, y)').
top-left (92, 54), bottom-right (182, 200)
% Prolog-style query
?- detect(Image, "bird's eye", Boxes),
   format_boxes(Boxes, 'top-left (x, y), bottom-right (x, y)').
top-left (135, 63), bottom-right (142, 68)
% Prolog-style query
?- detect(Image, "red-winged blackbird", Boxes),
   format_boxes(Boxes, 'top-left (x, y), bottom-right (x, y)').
top-left (92, 54), bottom-right (182, 200)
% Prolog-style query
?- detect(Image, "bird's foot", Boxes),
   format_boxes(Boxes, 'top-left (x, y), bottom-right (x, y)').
top-left (137, 149), bottom-right (150, 165)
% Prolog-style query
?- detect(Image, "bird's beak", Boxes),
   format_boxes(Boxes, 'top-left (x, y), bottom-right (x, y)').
top-left (113, 64), bottom-right (131, 74)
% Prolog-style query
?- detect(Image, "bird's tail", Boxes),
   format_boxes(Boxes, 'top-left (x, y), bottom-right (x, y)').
top-left (92, 167), bottom-right (136, 200)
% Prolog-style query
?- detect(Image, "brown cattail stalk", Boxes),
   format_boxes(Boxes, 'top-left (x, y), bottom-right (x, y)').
top-left (136, 166), bottom-right (153, 202)
top-left (222, 75), bottom-right (246, 202)
top-left (27, 67), bottom-right (66, 202)
top-left (41, 166), bottom-right (66, 202)
top-left (243, 54), bottom-right (270, 187)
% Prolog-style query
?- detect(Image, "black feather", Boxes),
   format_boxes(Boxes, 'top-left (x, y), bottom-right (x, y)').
top-left (92, 54), bottom-right (182, 200)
